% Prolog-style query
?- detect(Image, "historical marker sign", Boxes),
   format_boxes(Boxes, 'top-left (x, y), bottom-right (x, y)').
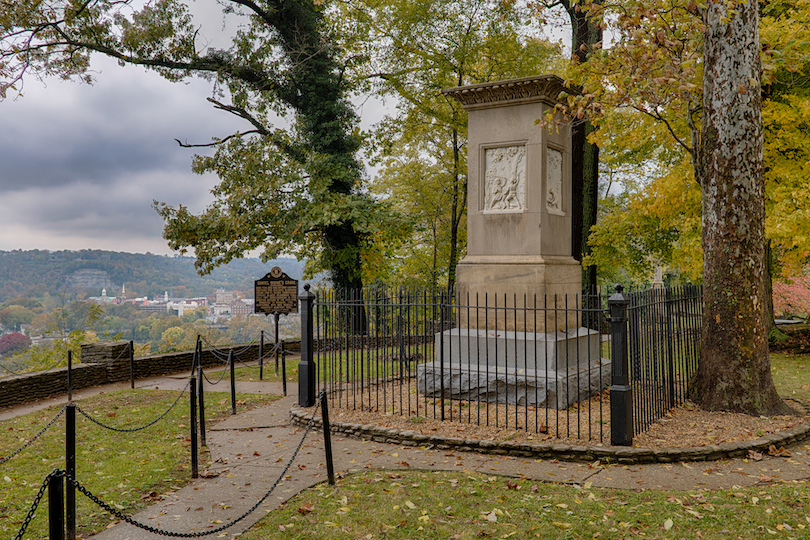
top-left (254, 267), bottom-right (299, 314)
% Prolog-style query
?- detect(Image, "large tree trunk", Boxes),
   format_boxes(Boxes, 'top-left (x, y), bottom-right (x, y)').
top-left (690, 0), bottom-right (786, 414)
top-left (568, 4), bottom-right (601, 293)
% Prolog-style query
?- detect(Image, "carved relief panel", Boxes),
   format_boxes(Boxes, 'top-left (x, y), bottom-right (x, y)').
top-left (545, 147), bottom-right (564, 216)
top-left (483, 145), bottom-right (526, 213)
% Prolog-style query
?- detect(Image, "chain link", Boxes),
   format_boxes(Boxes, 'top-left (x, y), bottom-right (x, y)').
top-left (1, 406), bottom-right (67, 466)
top-left (199, 336), bottom-right (260, 359)
top-left (13, 469), bottom-right (62, 540)
top-left (68, 398), bottom-right (322, 537)
top-left (76, 380), bottom-right (189, 433)
top-left (0, 358), bottom-right (25, 376)
top-left (201, 365), bottom-right (228, 386)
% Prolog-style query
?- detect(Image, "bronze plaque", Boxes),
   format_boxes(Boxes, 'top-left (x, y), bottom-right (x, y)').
top-left (254, 267), bottom-right (299, 314)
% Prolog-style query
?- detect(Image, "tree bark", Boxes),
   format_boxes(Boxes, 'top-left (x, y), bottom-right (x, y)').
top-left (567, 3), bottom-right (601, 293)
top-left (690, 0), bottom-right (786, 414)
top-left (447, 125), bottom-right (465, 298)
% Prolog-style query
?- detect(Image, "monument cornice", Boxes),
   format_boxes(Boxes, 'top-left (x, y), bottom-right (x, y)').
top-left (442, 75), bottom-right (573, 110)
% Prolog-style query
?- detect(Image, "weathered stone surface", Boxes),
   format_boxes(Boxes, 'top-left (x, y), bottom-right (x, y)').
top-left (416, 358), bottom-right (610, 409)
top-left (435, 327), bottom-right (602, 371)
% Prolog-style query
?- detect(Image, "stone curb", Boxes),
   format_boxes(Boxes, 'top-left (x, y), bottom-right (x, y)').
top-left (289, 404), bottom-right (810, 465)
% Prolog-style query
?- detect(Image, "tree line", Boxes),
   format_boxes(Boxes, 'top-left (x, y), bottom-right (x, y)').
top-left (0, 250), bottom-right (306, 302)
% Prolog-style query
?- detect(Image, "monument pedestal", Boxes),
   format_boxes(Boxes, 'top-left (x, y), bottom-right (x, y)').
top-left (456, 255), bottom-right (583, 332)
top-left (416, 328), bottom-right (611, 409)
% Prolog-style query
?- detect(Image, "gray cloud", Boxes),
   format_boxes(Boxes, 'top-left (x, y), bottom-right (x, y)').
top-left (1, 58), bottom-right (243, 190)
top-left (0, 55), bottom-right (245, 254)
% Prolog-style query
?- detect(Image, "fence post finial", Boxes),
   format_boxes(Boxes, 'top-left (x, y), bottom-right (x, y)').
top-left (609, 283), bottom-right (633, 446)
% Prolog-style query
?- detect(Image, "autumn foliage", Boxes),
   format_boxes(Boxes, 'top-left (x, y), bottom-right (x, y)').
top-left (0, 332), bottom-right (31, 357)
top-left (773, 275), bottom-right (810, 319)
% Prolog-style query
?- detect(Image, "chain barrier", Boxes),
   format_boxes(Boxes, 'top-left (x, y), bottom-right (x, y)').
top-left (76, 379), bottom-right (190, 433)
top-left (199, 336), bottom-right (260, 359)
top-left (0, 406), bottom-right (67, 466)
top-left (12, 469), bottom-right (61, 540)
top-left (67, 398), bottom-right (322, 537)
top-left (0, 359), bottom-right (25, 377)
top-left (201, 365), bottom-right (228, 386)
top-left (259, 340), bottom-right (283, 361)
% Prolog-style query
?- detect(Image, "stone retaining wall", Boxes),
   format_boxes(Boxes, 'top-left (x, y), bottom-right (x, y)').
top-left (0, 339), bottom-right (302, 410)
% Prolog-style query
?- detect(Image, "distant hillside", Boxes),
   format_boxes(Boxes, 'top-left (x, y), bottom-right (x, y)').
top-left (0, 250), bottom-right (312, 301)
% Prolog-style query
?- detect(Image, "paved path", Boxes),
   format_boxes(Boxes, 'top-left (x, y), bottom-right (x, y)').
top-left (5, 369), bottom-right (810, 539)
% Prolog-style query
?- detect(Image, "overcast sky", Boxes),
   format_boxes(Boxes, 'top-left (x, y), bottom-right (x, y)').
top-left (0, 55), bottom-right (247, 255)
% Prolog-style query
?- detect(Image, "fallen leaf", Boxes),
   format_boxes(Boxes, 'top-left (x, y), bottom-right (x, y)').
top-left (664, 518), bottom-right (674, 530)
top-left (298, 502), bottom-right (314, 514)
top-left (768, 445), bottom-right (792, 458)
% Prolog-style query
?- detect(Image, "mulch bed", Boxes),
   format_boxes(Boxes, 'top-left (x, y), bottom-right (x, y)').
top-left (327, 381), bottom-right (807, 449)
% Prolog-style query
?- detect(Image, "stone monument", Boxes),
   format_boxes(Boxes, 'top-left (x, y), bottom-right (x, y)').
top-left (416, 75), bottom-right (610, 409)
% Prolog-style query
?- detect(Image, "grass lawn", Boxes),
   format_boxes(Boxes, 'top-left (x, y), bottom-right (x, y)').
top-left (0, 388), bottom-right (279, 539)
top-left (227, 360), bottom-right (300, 383)
top-left (771, 352), bottom-right (810, 403)
top-left (239, 469), bottom-right (810, 539)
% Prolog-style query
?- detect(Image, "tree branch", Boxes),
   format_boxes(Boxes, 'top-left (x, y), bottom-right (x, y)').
top-left (205, 97), bottom-right (307, 163)
top-left (174, 130), bottom-right (262, 148)
top-left (632, 105), bottom-right (693, 157)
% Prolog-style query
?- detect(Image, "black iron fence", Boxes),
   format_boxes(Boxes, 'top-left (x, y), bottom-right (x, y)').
top-left (301, 284), bottom-right (702, 445)
top-left (626, 285), bottom-right (703, 436)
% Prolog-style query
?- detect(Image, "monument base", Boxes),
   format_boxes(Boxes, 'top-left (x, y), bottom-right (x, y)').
top-left (416, 327), bottom-right (611, 409)
top-left (416, 361), bottom-right (610, 409)
top-left (455, 255), bottom-right (583, 332)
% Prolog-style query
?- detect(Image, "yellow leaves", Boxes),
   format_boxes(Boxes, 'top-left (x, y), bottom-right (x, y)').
top-left (664, 517), bottom-right (674, 530)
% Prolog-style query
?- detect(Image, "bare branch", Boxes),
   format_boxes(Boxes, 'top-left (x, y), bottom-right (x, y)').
top-left (204, 97), bottom-right (307, 163)
top-left (174, 130), bottom-right (262, 148)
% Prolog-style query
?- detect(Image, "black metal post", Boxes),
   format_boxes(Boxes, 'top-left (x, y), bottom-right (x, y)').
top-left (197, 353), bottom-right (206, 447)
top-left (67, 350), bottom-right (72, 402)
top-left (274, 312), bottom-right (281, 374)
top-left (66, 403), bottom-right (76, 540)
top-left (190, 375), bottom-right (198, 479)
top-left (229, 349), bottom-right (236, 415)
top-left (298, 284), bottom-right (317, 407)
top-left (320, 391), bottom-right (335, 485)
top-left (439, 290), bottom-right (446, 421)
top-left (48, 471), bottom-right (64, 540)
top-left (259, 330), bottom-right (264, 381)
top-left (281, 340), bottom-right (287, 397)
top-left (129, 340), bottom-right (135, 389)
top-left (665, 288), bottom-right (676, 408)
top-left (609, 284), bottom-right (633, 446)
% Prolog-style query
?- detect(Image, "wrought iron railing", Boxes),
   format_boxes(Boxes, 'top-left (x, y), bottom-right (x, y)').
top-left (302, 284), bottom-right (702, 445)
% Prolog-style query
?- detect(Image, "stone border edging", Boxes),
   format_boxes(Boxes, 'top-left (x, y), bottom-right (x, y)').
top-left (289, 404), bottom-right (810, 465)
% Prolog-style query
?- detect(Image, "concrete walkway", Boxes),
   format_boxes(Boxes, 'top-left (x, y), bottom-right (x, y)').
top-left (5, 370), bottom-right (810, 539)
